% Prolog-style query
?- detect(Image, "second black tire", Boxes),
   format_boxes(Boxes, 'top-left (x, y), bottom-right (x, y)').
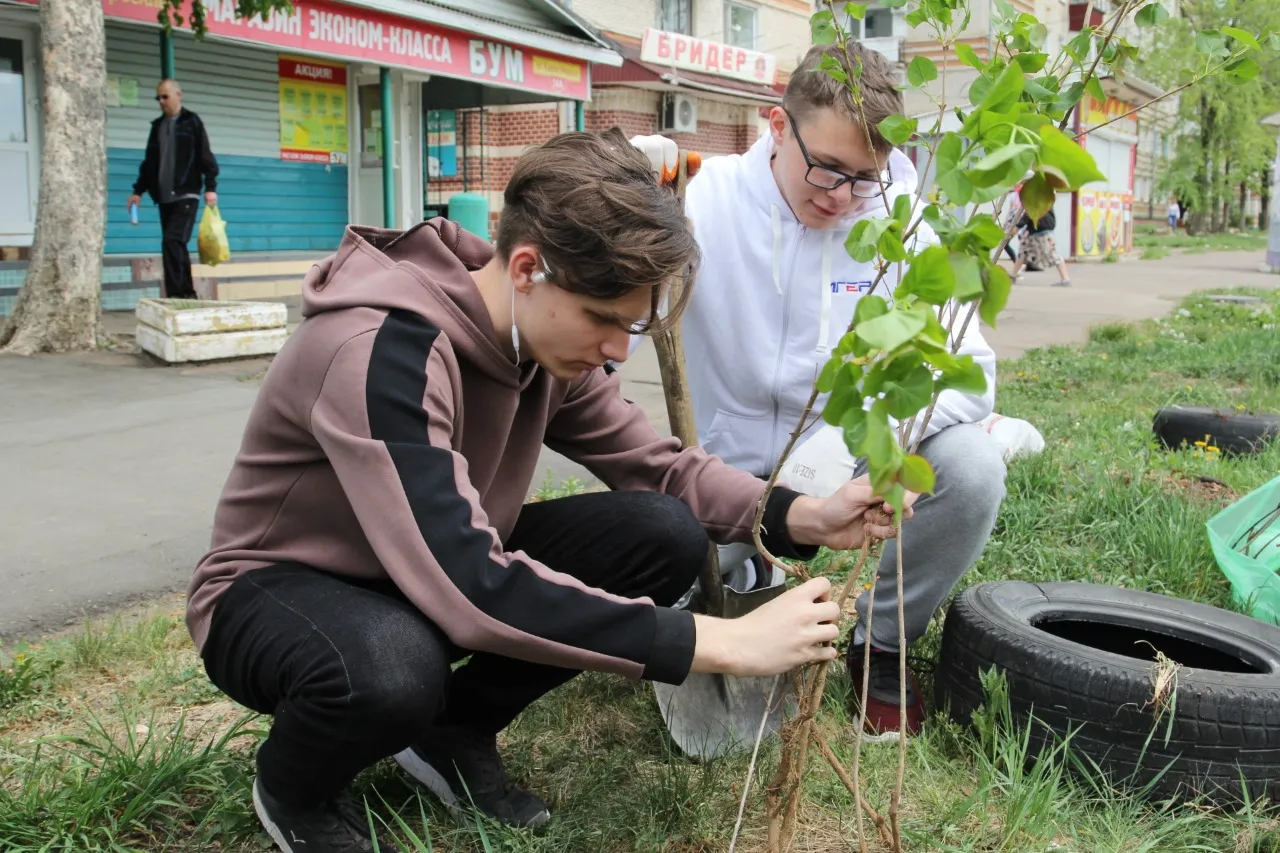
top-left (1153, 405), bottom-right (1280, 455)
top-left (934, 581), bottom-right (1280, 805)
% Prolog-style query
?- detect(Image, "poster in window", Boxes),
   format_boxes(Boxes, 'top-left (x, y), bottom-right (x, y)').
top-left (426, 110), bottom-right (457, 178)
top-left (278, 55), bottom-right (349, 165)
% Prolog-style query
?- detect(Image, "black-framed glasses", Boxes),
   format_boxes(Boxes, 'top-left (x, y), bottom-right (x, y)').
top-left (785, 109), bottom-right (890, 198)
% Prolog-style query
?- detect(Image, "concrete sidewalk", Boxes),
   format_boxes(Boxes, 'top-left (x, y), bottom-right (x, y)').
top-left (1, 249), bottom-right (1275, 641)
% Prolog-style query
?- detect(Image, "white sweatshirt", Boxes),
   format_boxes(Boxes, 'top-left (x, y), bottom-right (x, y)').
top-left (636, 132), bottom-right (997, 477)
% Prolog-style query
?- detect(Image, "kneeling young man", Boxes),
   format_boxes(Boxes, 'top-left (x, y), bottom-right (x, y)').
top-left (188, 128), bottom-right (909, 853)
top-left (634, 42), bottom-right (1008, 737)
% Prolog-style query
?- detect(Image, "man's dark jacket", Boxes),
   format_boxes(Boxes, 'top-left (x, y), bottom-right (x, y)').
top-left (132, 108), bottom-right (219, 203)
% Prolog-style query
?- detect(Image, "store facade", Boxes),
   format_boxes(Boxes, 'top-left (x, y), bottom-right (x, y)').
top-left (0, 0), bottom-right (617, 309)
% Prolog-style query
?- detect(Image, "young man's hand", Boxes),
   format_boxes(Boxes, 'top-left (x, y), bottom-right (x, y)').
top-left (690, 577), bottom-right (841, 677)
top-left (126, 194), bottom-right (141, 210)
top-left (784, 477), bottom-right (915, 550)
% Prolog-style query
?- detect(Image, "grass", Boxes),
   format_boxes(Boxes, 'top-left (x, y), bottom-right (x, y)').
top-left (1133, 222), bottom-right (1270, 255)
top-left (3, 289), bottom-right (1280, 851)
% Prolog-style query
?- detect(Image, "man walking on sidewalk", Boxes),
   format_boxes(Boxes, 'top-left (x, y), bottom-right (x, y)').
top-left (127, 79), bottom-right (219, 299)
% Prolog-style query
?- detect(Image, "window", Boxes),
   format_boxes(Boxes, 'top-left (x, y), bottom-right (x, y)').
top-left (835, 3), bottom-right (894, 39)
top-left (659, 0), bottom-right (693, 35)
top-left (725, 2), bottom-right (758, 49)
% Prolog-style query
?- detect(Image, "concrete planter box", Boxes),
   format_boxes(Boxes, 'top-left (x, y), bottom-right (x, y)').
top-left (135, 298), bottom-right (288, 363)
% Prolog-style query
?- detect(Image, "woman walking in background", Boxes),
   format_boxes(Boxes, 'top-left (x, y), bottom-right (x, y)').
top-left (1011, 207), bottom-right (1071, 287)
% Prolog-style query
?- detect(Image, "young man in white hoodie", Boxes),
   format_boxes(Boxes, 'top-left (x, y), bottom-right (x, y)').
top-left (631, 42), bottom-right (1007, 736)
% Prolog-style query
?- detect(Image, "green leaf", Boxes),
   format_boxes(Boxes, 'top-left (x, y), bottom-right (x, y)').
top-left (892, 194), bottom-right (914, 229)
top-left (950, 253), bottom-right (984, 301)
top-left (1064, 30), bottom-right (1092, 63)
top-left (1013, 52), bottom-right (1048, 73)
top-left (966, 215), bottom-right (1005, 250)
top-left (1195, 30), bottom-right (1229, 59)
top-left (1038, 124), bottom-right (1105, 189)
top-left (844, 1), bottom-right (867, 20)
top-left (856, 308), bottom-right (928, 352)
top-left (972, 142), bottom-right (1036, 172)
top-left (855, 294), bottom-right (889, 326)
top-left (1019, 172), bottom-right (1056, 223)
top-left (896, 246), bottom-right (955, 305)
top-left (878, 114), bottom-right (918, 146)
top-left (1084, 74), bottom-right (1106, 104)
top-left (819, 54), bottom-right (850, 84)
top-left (883, 364), bottom-right (935, 419)
top-left (879, 229), bottom-right (908, 262)
top-left (1225, 57), bottom-right (1261, 83)
top-left (967, 147), bottom-right (1034, 189)
top-left (979, 62), bottom-right (1026, 112)
top-left (955, 42), bottom-right (983, 70)
top-left (908, 56), bottom-right (939, 87)
top-left (935, 133), bottom-right (972, 205)
top-left (816, 356), bottom-right (841, 394)
top-left (840, 406), bottom-right (869, 458)
top-left (844, 218), bottom-right (888, 263)
top-left (968, 75), bottom-right (993, 106)
top-left (810, 9), bottom-right (837, 44)
top-left (1135, 2), bottom-right (1169, 28)
top-left (934, 354), bottom-right (989, 394)
top-left (821, 362), bottom-right (858, 426)
top-left (1220, 26), bottom-right (1259, 49)
top-left (863, 400), bottom-right (898, 471)
top-left (980, 264), bottom-right (1012, 327)
top-left (898, 453), bottom-right (936, 494)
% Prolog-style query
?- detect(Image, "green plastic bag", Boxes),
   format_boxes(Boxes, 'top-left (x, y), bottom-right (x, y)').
top-left (197, 204), bottom-right (231, 267)
top-left (1206, 473), bottom-right (1280, 625)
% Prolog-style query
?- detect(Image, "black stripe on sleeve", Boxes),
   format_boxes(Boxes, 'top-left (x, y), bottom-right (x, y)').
top-left (366, 309), bottom-right (684, 675)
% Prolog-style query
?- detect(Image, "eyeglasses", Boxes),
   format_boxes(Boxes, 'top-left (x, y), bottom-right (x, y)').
top-left (785, 110), bottom-right (890, 198)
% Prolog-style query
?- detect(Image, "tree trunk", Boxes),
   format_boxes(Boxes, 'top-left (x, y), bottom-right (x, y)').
top-left (1239, 181), bottom-right (1248, 231)
top-left (0, 0), bottom-right (106, 355)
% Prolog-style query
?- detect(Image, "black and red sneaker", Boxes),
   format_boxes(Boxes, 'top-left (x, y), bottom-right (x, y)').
top-left (845, 644), bottom-right (925, 739)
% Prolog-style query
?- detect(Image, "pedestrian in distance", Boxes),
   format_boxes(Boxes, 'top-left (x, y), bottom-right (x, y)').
top-left (126, 79), bottom-right (219, 300)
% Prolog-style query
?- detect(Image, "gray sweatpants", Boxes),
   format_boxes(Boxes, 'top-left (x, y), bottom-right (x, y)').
top-left (712, 422), bottom-right (1008, 652)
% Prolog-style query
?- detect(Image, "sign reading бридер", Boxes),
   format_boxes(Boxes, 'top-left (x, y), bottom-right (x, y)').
top-left (639, 27), bottom-right (777, 86)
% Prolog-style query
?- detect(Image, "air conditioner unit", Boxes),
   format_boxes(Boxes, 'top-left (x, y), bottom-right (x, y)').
top-left (659, 92), bottom-right (698, 134)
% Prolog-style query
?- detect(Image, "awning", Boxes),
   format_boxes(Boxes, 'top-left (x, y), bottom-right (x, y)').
top-left (592, 32), bottom-right (783, 105)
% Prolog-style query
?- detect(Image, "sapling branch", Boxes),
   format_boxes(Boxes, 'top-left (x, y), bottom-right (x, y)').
top-left (1061, 0), bottom-right (1138, 131)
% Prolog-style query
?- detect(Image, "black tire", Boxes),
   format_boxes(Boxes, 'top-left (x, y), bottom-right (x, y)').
top-left (1153, 405), bottom-right (1280, 456)
top-left (934, 581), bottom-right (1280, 806)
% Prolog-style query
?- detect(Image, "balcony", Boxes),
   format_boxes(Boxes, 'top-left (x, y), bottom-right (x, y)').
top-left (1069, 1), bottom-right (1106, 30)
top-left (861, 36), bottom-right (903, 64)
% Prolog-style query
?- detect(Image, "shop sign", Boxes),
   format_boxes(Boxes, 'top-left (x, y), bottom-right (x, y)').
top-left (1083, 94), bottom-right (1138, 137)
top-left (639, 27), bottom-right (777, 86)
top-left (10, 0), bottom-right (589, 100)
top-left (1076, 190), bottom-right (1133, 257)
top-left (278, 56), bottom-right (349, 164)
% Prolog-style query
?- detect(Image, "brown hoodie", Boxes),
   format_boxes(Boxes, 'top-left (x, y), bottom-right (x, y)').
top-left (186, 220), bottom-right (813, 685)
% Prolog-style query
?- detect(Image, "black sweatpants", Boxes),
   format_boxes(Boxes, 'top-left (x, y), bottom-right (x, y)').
top-left (200, 490), bottom-right (707, 808)
top-left (158, 199), bottom-right (199, 299)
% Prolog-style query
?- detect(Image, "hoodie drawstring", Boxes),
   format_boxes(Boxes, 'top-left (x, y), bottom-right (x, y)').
top-left (816, 230), bottom-right (834, 354)
top-left (770, 204), bottom-right (784, 297)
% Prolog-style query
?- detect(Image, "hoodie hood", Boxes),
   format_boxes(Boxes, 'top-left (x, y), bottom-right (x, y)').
top-left (302, 219), bottom-right (527, 386)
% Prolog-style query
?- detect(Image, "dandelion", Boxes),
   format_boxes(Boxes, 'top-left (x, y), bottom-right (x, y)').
top-left (1100, 353), bottom-right (1109, 360)
top-left (1235, 404), bottom-right (1246, 411)
top-left (1194, 440), bottom-right (1207, 448)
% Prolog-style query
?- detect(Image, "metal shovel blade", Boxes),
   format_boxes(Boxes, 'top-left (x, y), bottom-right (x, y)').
top-left (654, 577), bottom-right (798, 761)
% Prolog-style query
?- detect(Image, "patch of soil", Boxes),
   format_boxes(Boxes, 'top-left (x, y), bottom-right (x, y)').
top-left (1167, 474), bottom-right (1238, 505)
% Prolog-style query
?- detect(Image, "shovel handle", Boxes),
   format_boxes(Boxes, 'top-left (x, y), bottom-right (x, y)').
top-left (651, 151), bottom-right (724, 618)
